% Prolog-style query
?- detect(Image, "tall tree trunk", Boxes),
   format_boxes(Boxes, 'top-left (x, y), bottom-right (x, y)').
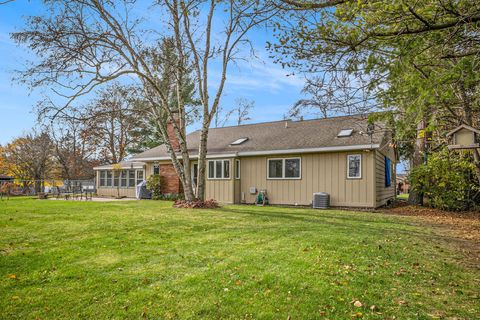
top-left (408, 119), bottom-right (426, 205)
top-left (196, 117), bottom-right (210, 200)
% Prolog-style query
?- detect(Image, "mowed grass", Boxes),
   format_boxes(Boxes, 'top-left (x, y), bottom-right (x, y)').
top-left (0, 198), bottom-right (478, 319)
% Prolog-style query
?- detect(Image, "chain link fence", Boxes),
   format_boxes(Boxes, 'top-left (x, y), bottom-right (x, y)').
top-left (0, 179), bottom-right (96, 199)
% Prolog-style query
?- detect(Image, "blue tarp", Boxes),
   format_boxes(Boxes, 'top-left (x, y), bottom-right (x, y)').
top-left (385, 156), bottom-right (391, 187)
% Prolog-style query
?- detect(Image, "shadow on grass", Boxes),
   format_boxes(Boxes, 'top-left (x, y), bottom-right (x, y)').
top-left (218, 206), bottom-right (467, 250)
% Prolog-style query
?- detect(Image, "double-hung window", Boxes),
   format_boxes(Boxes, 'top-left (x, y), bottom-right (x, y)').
top-left (267, 158), bottom-right (301, 179)
top-left (136, 170), bottom-right (144, 185)
top-left (106, 171), bottom-right (113, 187)
top-left (207, 160), bottom-right (230, 179)
top-left (120, 170), bottom-right (128, 187)
top-left (128, 170), bottom-right (136, 187)
top-left (99, 171), bottom-right (106, 187)
top-left (347, 154), bottom-right (362, 179)
top-left (153, 164), bottom-right (160, 175)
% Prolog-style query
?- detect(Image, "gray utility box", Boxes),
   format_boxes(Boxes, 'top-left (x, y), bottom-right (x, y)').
top-left (313, 192), bottom-right (330, 209)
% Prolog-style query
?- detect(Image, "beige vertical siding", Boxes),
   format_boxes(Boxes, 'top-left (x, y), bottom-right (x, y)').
top-left (205, 158), bottom-right (235, 204)
top-left (97, 187), bottom-right (137, 198)
top-left (375, 148), bottom-right (396, 207)
top-left (239, 151), bottom-right (376, 207)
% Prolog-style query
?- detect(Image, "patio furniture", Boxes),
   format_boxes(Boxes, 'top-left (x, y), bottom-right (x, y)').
top-left (38, 192), bottom-right (48, 199)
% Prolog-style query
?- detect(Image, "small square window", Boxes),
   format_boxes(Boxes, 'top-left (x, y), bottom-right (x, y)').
top-left (347, 154), bottom-right (362, 179)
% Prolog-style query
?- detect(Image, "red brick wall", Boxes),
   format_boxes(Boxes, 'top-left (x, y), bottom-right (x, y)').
top-left (167, 117), bottom-right (180, 151)
top-left (160, 164), bottom-right (183, 194)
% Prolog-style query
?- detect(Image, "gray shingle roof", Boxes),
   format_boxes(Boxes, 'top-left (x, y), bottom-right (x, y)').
top-left (131, 114), bottom-right (388, 160)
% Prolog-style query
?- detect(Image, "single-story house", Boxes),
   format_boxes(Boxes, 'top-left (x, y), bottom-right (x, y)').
top-left (94, 114), bottom-right (396, 208)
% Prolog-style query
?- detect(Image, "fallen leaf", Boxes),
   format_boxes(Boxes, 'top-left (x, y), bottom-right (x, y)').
top-left (353, 300), bottom-right (363, 308)
top-left (8, 274), bottom-right (17, 279)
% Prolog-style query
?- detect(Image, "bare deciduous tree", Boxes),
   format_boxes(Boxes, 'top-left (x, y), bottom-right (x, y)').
top-left (47, 113), bottom-right (99, 180)
top-left (0, 131), bottom-right (55, 192)
top-left (232, 98), bottom-right (254, 125)
top-left (13, 0), bottom-right (277, 201)
top-left (83, 84), bottom-right (144, 164)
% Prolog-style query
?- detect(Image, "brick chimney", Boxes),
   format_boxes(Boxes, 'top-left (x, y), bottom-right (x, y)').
top-left (167, 110), bottom-right (180, 151)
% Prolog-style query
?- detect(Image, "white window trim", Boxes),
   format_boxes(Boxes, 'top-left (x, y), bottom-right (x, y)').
top-left (267, 157), bottom-right (302, 180)
top-left (136, 169), bottom-right (145, 186)
top-left (235, 159), bottom-right (241, 180)
top-left (207, 159), bottom-right (231, 180)
top-left (99, 169), bottom-right (145, 188)
top-left (347, 154), bottom-right (362, 179)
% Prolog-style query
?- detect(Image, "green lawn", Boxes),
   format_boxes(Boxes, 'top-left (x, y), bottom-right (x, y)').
top-left (1, 198), bottom-right (478, 319)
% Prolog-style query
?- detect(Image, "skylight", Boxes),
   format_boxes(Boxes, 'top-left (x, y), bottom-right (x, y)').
top-left (337, 129), bottom-right (353, 137)
top-left (230, 137), bottom-right (249, 145)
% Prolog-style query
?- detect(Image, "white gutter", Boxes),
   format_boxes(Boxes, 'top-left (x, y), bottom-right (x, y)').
top-left (93, 165), bottom-right (146, 170)
top-left (237, 144), bottom-right (380, 156)
top-left (130, 144), bottom-right (379, 161)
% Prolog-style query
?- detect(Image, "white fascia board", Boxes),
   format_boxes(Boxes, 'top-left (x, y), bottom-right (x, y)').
top-left (131, 153), bottom-right (238, 162)
top-left (93, 165), bottom-right (145, 170)
top-left (237, 144), bottom-right (380, 156)
top-left (130, 145), bottom-right (380, 161)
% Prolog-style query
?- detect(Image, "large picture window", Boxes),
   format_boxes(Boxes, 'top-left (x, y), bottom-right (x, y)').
top-left (267, 158), bottom-right (301, 179)
top-left (347, 154), bottom-right (362, 179)
top-left (207, 160), bottom-right (231, 179)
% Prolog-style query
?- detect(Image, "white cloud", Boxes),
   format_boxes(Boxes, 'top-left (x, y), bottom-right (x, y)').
top-left (224, 58), bottom-right (305, 93)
